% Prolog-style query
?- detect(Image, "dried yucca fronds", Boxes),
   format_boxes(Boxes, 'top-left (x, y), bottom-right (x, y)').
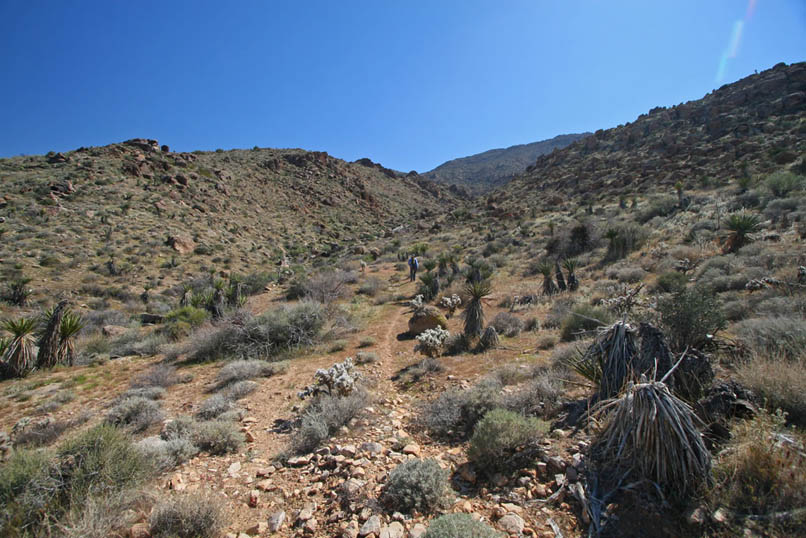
top-left (592, 380), bottom-right (711, 500)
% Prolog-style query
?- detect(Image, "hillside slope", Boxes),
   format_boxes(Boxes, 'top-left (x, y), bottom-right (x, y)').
top-left (496, 61), bottom-right (806, 212)
top-left (421, 133), bottom-right (589, 192)
top-left (0, 141), bottom-right (456, 304)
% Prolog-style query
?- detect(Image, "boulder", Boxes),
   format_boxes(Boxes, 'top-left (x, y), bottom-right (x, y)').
top-left (102, 325), bottom-right (129, 337)
top-left (165, 234), bottom-right (195, 255)
top-left (407, 306), bottom-right (448, 336)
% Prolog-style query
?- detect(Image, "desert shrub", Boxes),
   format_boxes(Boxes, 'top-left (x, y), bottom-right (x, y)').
top-left (383, 458), bottom-right (450, 514)
top-left (421, 379), bottom-right (502, 440)
top-left (543, 297), bottom-right (576, 329)
top-left (736, 354), bottom-right (806, 427)
top-left (544, 220), bottom-right (599, 259)
top-left (536, 334), bottom-right (557, 350)
top-left (734, 317), bottom-right (806, 361)
top-left (658, 288), bottom-right (725, 351)
top-left (654, 271), bottom-right (688, 293)
top-left (764, 170), bottom-right (805, 198)
top-left (12, 419), bottom-right (72, 448)
top-left (357, 277), bottom-right (384, 296)
top-left (613, 265), bottom-right (647, 283)
top-left (415, 326), bottom-right (450, 357)
top-left (754, 295), bottom-right (806, 318)
top-left (149, 493), bottom-right (224, 538)
top-left (160, 416), bottom-right (196, 441)
top-left (162, 306), bottom-right (208, 339)
top-left (196, 394), bottom-right (233, 420)
top-left (355, 351), bottom-right (379, 364)
top-left (135, 436), bottom-right (199, 471)
top-left (291, 389), bottom-right (368, 453)
top-left (191, 420), bottom-right (243, 455)
top-left (764, 196), bottom-right (803, 222)
top-left (490, 364), bottom-right (531, 386)
top-left (328, 339), bottom-right (347, 352)
top-left (0, 448), bottom-right (57, 532)
top-left (491, 312), bottom-right (524, 337)
top-left (603, 224), bottom-right (648, 262)
top-left (710, 411), bottom-right (806, 527)
top-left (503, 370), bottom-right (565, 419)
top-left (106, 396), bottom-right (164, 433)
top-left (443, 332), bottom-right (470, 355)
top-left (357, 336), bottom-right (376, 348)
top-left (468, 409), bottom-right (548, 471)
top-left (303, 270), bottom-right (356, 303)
top-left (186, 303), bottom-right (324, 362)
top-left (423, 513), bottom-right (502, 538)
top-left (219, 376), bottom-right (256, 398)
top-left (81, 309), bottom-right (130, 333)
top-left (722, 296), bottom-right (752, 321)
top-left (131, 363), bottom-right (179, 388)
top-left (120, 386), bottom-right (165, 401)
top-left (637, 195), bottom-right (677, 223)
top-left (559, 304), bottom-right (613, 341)
top-left (110, 331), bottom-right (167, 357)
top-left (239, 271), bottom-right (274, 295)
top-left (216, 359), bottom-right (287, 388)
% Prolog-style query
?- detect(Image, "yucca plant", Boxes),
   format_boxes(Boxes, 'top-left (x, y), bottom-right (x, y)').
top-left (563, 258), bottom-right (579, 291)
top-left (58, 311), bottom-right (85, 366)
top-left (2, 317), bottom-right (38, 378)
top-left (3, 277), bottom-right (33, 306)
top-left (478, 326), bottom-right (500, 350)
top-left (537, 262), bottom-right (558, 296)
top-left (437, 253), bottom-right (458, 277)
top-left (37, 300), bottom-right (68, 369)
top-left (418, 272), bottom-right (440, 301)
top-left (179, 283), bottom-right (192, 307)
top-left (592, 380), bottom-right (711, 501)
top-left (463, 280), bottom-right (492, 338)
top-left (723, 211), bottom-right (761, 253)
top-left (555, 261), bottom-right (567, 292)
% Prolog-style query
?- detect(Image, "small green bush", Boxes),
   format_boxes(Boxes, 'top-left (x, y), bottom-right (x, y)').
top-left (421, 379), bottom-right (502, 440)
top-left (191, 420), bottom-right (243, 455)
top-left (215, 359), bottom-right (287, 388)
top-left (658, 288), bottom-right (725, 351)
top-left (560, 304), bottom-right (613, 341)
top-left (423, 513), bottom-right (503, 538)
top-left (291, 389), bottom-right (368, 453)
top-left (149, 493), bottom-right (224, 538)
top-left (223, 379), bottom-right (258, 400)
top-left (491, 312), bottom-right (524, 337)
top-left (136, 436), bottom-right (199, 471)
top-left (764, 170), bottom-right (805, 198)
top-left (195, 394), bottom-right (233, 420)
top-left (603, 224), bottom-right (648, 262)
top-left (637, 196), bottom-right (677, 223)
top-left (106, 396), bottom-right (164, 433)
top-left (468, 409), bottom-right (548, 471)
top-left (654, 271), bottom-right (688, 293)
top-left (383, 458), bottom-right (450, 514)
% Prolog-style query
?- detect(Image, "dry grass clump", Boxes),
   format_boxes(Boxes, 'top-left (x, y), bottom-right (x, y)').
top-left (149, 493), bottom-right (224, 538)
top-left (734, 317), bottom-right (806, 361)
top-left (490, 312), bottom-right (524, 337)
top-left (735, 353), bottom-right (806, 427)
top-left (710, 411), bottom-right (806, 531)
top-left (190, 420), bottom-right (244, 455)
top-left (592, 381), bottom-right (710, 501)
top-left (559, 304), bottom-right (613, 341)
top-left (131, 363), bottom-right (180, 388)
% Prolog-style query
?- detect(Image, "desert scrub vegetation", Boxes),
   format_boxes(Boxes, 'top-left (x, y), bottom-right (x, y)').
top-left (423, 513), bottom-right (502, 538)
top-left (107, 395), bottom-right (164, 432)
top-left (736, 353), bottom-right (806, 427)
top-left (149, 493), bottom-right (224, 538)
top-left (709, 410), bottom-right (806, 533)
top-left (0, 424), bottom-right (153, 536)
top-left (214, 358), bottom-right (288, 389)
top-left (733, 317), bottom-right (806, 361)
top-left (559, 304), bottom-right (613, 341)
top-left (657, 287), bottom-right (725, 351)
top-left (382, 458), bottom-right (450, 514)
top-left (490, 311), bottom-right (524, 337)
top-left (184, 302), bottom-right (324, 362)
top-left (468, 408), bottom-right (549, 472)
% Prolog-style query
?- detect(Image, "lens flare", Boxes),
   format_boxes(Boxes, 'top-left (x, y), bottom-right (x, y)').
top-left (715, 0), bottom-right (755, 84)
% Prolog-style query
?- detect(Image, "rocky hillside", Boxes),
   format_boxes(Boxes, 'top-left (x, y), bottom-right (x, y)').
top-left (497, 61), bottom-right (806, 212)
top-left (421, 133), bottom-right (589, 193)
top-left (0, 140), bottom-right (457, 304)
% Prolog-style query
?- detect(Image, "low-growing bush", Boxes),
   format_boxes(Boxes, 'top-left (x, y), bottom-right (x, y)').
top-left (658, 287), bottom-right (725, 352)
top-left (357, 277), bottom-right (384, 296)
top-left (106, 396), bottom-right (164, 433)
top-left (764, 170), bottom-right (805, 198)
top-left (223, 380), bottom-right (258, 400)
top-left (291, 389), bottom-right (368, 453)
top-left (421, 379), bottom-right (502, 440)
top-left (654, 271), bottom-right (688, 294)
top-left (191, 420), bottom-right (243, 455)
top-left (136, 436), bottom-right (199, 471)
top-left (160, 416), bottom-right (196, 441)
top-left (357, 337), bottom-right (376, 348)
top-left (603, 224), bottom-right (648, 262)
top-left (637, 195), bottom-right (677, 223)
top-left (355, 351), bottom-right (379, 364)
top-left (131, 364), bottom-right (179, 388)
top-left (196, 394), bottom-right (233, 420)
top-left (490, 312), bottom-right (524, 337)
top-left (736, 354), bottom-right (806, 427)
top-left (215, 359), bottom-right (288, 388)
top-left (468, 408), bottom-right (548, 471)
top-left (149, 493), bottom-right (224, 538)
top-left (120, 387), bottom-right (165, 401)
top-left (423, 514), bottom-right (502, 538)
top-left (503, 370), bottom-right (565, 419)
top-left (383, 458), bottom-right (450, 514)
top-left (559, 304), bottom-right (613, 341)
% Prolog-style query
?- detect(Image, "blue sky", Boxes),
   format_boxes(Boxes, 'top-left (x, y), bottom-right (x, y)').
top-left (1, 1), bottom-right (804, 172)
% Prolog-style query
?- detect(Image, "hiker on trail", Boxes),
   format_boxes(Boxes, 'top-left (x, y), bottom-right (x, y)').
top-left (408, 255), bottom-right (419, 282)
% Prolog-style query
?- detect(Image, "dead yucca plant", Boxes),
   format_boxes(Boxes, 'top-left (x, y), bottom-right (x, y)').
top-left (592, 380), bottom-right (711, 501)
top-left (572, 321), bottom-right (638, 399)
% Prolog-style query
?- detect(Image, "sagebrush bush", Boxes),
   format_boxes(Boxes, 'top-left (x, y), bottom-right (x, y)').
top-left (160, 416), bottom-right (196, 441)
top-left (383, 458), bottom-right (450, 514)
top-left (196, 394), bottom-right (233, 420)
top-left (491, 312), bottom-right (524, 337)
top-left (503, 370), bottom-right (565, 419)
top-left (559, 304), bottom-right (613, 341)
top-left (136, 436), bottom-right (199, 471)
top-left (291, 389), bottom-right (368, 453)
top-left (423, 513), bottom-right (502, 538)
top-left (357, 277), bottom-right (384, 296)
top-left (637, 195), bottom-right (677, 223)
top-left (149, 493), bottom-right (224, 538)
top-left (658, 288), bottom-right (725, 351)
top-left (468, 408), bottom-right (548, 471)
top-left (131, 364), bottom-right (179, 388)
top-left (119, 386), bottom-right (165, 401)
top-left (421, 379), bottom-right (502, 440)
top-left (215, 359), bottom-right (288, 388)
top-left (106, 396), bottom-right (164, 433)
top-left (223, 380), bottom-right (258, 400)
top-left (191, 420), bottom-right (243, 455)
top-left (654, 271), bottom-right (688, 293)
top-left (764, 170), bottom-right (805, 198)
top-left (303, 270), bottom-right (356, 303)
top-left (355, 351), bottom-right (379, 364)
top-left (734, 317), bottom-right (806, 361)
top-left (186, 303), bottom-right (324, 362)
top-left (603, 223), bottom-right (648, 262)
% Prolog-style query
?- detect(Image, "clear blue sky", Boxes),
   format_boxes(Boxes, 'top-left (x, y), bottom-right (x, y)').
top-left (1, 1), bottom-right (804, 172)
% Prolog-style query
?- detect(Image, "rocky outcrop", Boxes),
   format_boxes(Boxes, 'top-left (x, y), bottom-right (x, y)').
top-left (407, 306), bottom-right (448, 336)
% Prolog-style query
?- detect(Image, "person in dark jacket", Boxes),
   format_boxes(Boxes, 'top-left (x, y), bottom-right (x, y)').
top-left (408, 255), bottom-right (419, 282)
